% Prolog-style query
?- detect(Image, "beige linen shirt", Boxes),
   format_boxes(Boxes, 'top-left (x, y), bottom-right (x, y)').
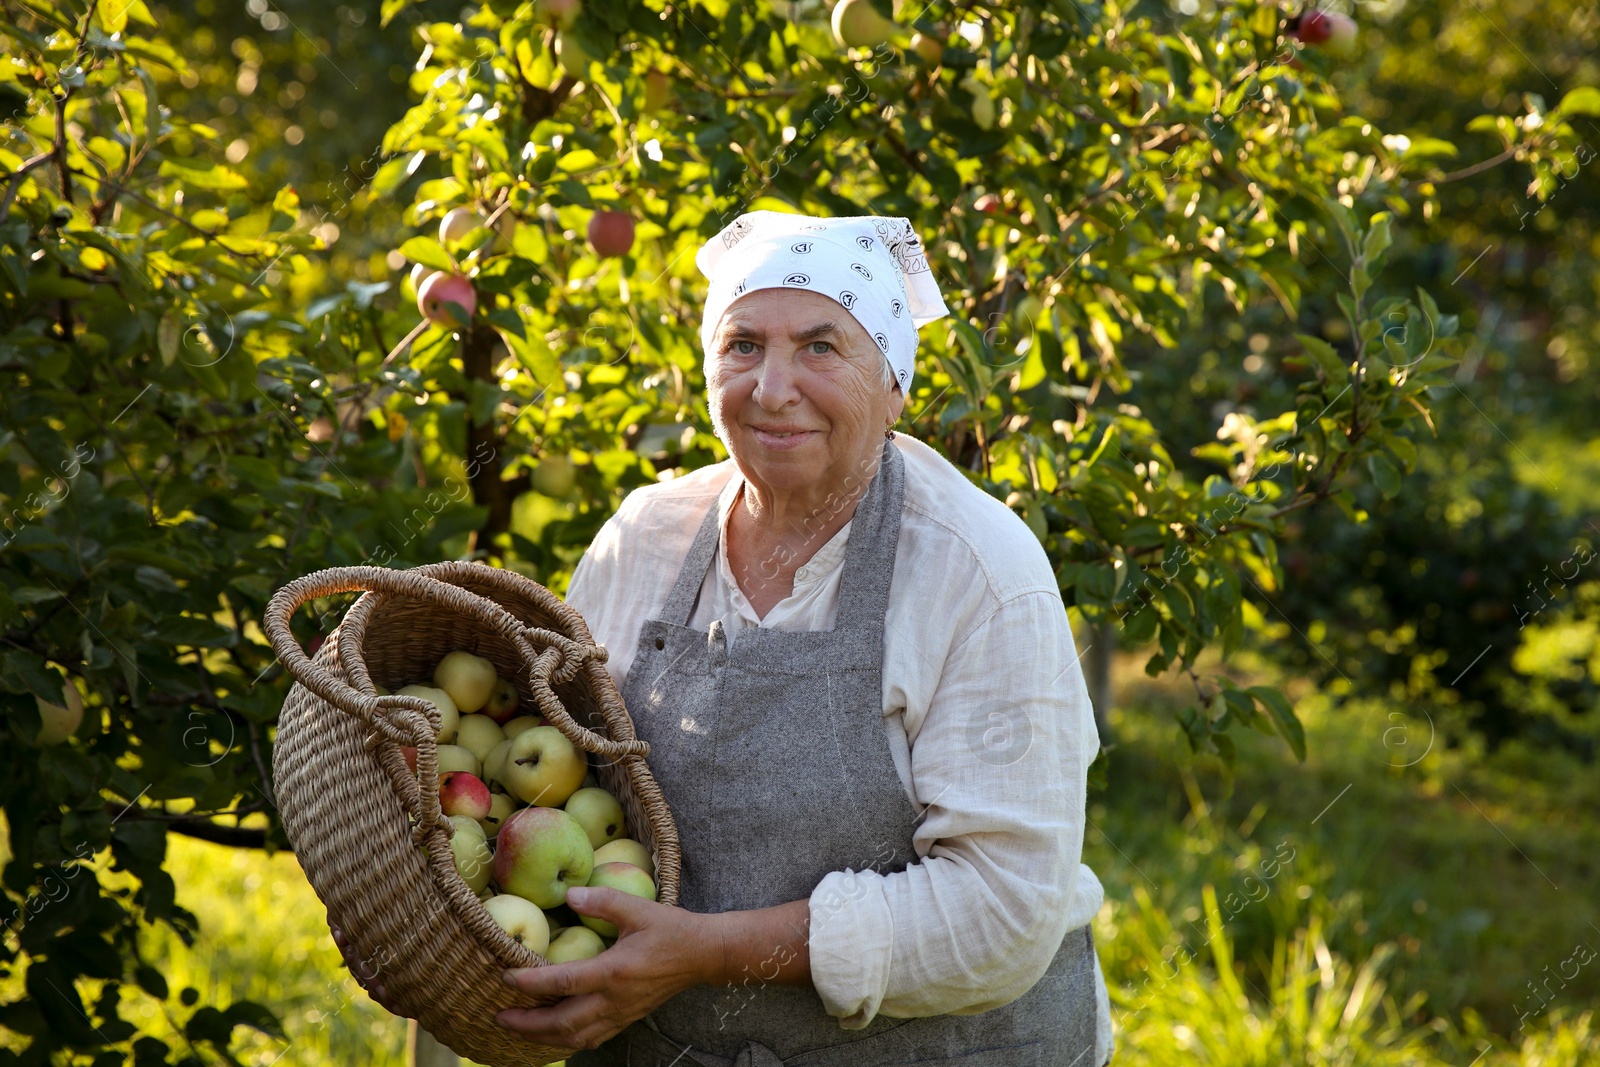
top-left (565, 433), bottom-right (1112, 1064)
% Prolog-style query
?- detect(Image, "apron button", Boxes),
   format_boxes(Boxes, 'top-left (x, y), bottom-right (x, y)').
top-left (654, 637), bottom-right (665, 650)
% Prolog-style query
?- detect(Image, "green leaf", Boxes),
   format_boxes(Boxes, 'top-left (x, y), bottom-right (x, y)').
top-left (1361, 212), bottom-right (1392, 267)
top-left (157, 157), bottom-right (250, 191)
top-left (1248, 685), bottom-right (1306, 761)
top-left (1296, 333), bottom-right (1346, 380)
top-left (1367, 452), bottom-right (1402, 497)
top-left (1556, 86), bottom-right (1600, 117)
top-left (399, 236), bottom-right (455, 272)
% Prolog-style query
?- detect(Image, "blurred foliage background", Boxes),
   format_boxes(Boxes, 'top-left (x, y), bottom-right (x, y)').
top-left (1, 0), bottom-right (1596, 1062)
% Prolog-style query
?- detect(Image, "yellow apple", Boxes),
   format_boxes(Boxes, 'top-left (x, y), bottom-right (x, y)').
top-left (501, 726), bottom-right (587, 807)
top-left (34, 678), bottom-right (84, 745)
top-left (397, 684), bottom-right (459, 742)
top-left (483, 894), bottom-right (550, 956)
top-left (435, 744), bottom-right (480, 776)
top-left (433, 651), bottom-right (498, 713)
top-left (543, 926), bottom-right (604, 963)
top-left (593, 838), bottom-right (654, 879)
top-left (564, 787), bottom-right (626, 850)
top-left (455, 714), bottom-right (505, 762)
top-left (580, 862), bottom-right (656, 939)
top-left (832, 0), bottom-right (896, 47)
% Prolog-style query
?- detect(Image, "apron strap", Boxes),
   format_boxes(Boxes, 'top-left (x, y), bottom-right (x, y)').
top-left (654, 438), bottom-right (906, 632)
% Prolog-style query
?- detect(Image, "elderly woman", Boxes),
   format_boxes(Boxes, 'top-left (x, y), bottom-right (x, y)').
top-left (494, 211), bottom-right (1112, 1066)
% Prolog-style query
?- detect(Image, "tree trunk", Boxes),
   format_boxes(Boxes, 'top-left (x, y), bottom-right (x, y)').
top-left (463, 318), bottom-right (528, 551)
top-left (407, 1020), bottom-right (461, 1067)
top-left (1081, 618), bottom-right (1116, 747)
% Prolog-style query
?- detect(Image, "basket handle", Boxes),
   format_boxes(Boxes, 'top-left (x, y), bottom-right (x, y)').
top-left (263, 565), bottom-right (650, 762)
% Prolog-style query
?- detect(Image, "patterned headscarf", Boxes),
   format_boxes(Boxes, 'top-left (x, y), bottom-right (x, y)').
top-left (695, 211), bottom-right (951, 392)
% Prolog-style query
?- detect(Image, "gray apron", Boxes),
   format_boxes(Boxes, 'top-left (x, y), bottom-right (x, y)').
top-left (573, 439), bottom-right (1100, 1067)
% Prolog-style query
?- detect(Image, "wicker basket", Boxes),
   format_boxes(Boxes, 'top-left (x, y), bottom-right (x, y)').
top-left (264, 561), bottom-right (681, 1066)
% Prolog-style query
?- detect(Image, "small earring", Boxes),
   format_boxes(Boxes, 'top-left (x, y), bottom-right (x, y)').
top-left (884, 427), bottom-right (895, 440)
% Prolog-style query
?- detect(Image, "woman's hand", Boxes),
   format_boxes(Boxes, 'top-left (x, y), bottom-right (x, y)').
top-left (496, 887), bottom-right (717, 1052)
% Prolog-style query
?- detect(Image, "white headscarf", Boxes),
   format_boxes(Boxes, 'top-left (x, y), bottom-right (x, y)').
top-left (695, 211), bottom-right (950, 392)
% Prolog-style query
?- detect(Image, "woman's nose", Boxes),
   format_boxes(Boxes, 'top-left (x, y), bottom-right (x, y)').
top-left (752, 352), bottom-right (801, 408)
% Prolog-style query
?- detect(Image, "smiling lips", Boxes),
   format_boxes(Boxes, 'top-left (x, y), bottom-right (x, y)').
top-left (751, 426), bottom-right (817, 449)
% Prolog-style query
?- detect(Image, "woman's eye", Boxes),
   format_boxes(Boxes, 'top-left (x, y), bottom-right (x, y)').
top-left (809, 341), bottom-right (833, 354)
top-left (733, 340), bottom-right (757, 355)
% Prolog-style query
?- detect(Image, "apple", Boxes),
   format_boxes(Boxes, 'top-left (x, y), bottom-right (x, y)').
top-left (832, 0), bottom-right (896, 48)
top-left (580, 862), bottom-right (656, 939)
top-left (501, 726), bottom-right (588, 807)
top-left (544, 926), bottom-right (605, 964)
top-left (401, 746), bottom-right (418, 774)
top-left (397, 684), bottom-right (459, 742)
top-left (642, 69), bottom-right (672, 113)
top-left (455, 714), bottom-right (505, 761)
top-left (586, 211), bottom-right (634, 258)
top-left (417, 272), bottom-right (476, 328)
top-left (556, 30), bottom-right (595, 80)
top-left (34, 678), bottom-right (84, 745)
top-left (483, 678), bottom-right (520, 723)
top-left (483, 894), bottom-right (551, 955)
top-left (480, 793), bottom-right (516, 839)
top-left (494, 806), bottom-right (595, 908)
top-left (963, 77), bottom-right (996, 130)
top-left (532, 455), bottom-right (578, 498)
top-left (439, 207), bottom-right (485, 247)
top-left (409, 262), bottom-right (440, 299)
top-left (434, 744), bottom-right (480, 776)
top-left (1322, 11), bottom-right (1357, 54)
top-left (593, 838), bottom-right (654, 879)
top-left (539, 0), bottom-right (580, 28)
top-left (564, 787), bottom-right (626, 850)
top-left (484, 739), bottom-right (513, 788)
top-left (909, 32), bottom-right (943, 63)
top-left (434, 650), bottom-right (498, 713)
top-left (974, 193), bottom-right (1002, 214)
top-left (448, 815), bottom-right (494, 894)
top-left (440, 772), bottom-right (492, 821)
top-left (502, 715), bottom-right (546, 739)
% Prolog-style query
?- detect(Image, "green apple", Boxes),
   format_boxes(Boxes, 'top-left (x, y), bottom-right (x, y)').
top-left (398, 684), bottom-right (459, 742)
top-left (455, 714), bottom-right (505, 762)
top-left (593, 838), bottom-right (654, 879)
top-left (832, 0), bottom-right (896, 47)
top-left (555, 30), bottom-right (595, 80)
top-left (501, 726), bottom-right (587, 807)
top-left (564, 787), bottom-right (626, 850)
top-left (34, 677), bottom-right (84, 744)
top-left (493, 806), bottom-right (594, 908)
top-left (909, 31), bottom-right (943, 63)
top-left (581, 862), bottom-right (656, 939)
top-left (502, 715), bottom-right (546, 739)
top-left (448, 815), bottom-right (493, 894)
top-left (483, 679), bottom-right (520, 723)
top-left (433, 650), bottom-right (498, 713)
top-left (543, 926), bottom-right (605, 964)
top-left (483, 738), bottom-right (513, 789)
top-left (435, 744), bottom-right (480, 776)
top-left (963, 76), bottom-right (996, 130)
top-left (483, 894), bottom-right (551, 956)
top-left (479, 792), bottom-right (516, 839)
top-left (439, 207), bottom-right (485, 247)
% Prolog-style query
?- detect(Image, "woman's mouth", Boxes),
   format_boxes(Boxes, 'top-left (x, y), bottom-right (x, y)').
top-left (751, 428), bottom-right (816, 450)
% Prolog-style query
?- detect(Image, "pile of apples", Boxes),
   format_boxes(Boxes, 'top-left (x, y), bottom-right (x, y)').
top-left (384, 650), bottom-right (657, 964)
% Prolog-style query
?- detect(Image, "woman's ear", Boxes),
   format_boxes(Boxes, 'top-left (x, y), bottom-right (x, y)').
top-left (888, 383), bottom-right (906, 425)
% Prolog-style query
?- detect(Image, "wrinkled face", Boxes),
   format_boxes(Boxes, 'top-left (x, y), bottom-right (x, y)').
top-left (707, 288), bottom-right (902, 495)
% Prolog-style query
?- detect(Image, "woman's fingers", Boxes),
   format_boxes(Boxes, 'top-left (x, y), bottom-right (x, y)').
top-left (496, 993), bottom-right (612, 1050)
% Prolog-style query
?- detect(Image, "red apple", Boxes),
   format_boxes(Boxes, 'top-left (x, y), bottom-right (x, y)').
top-left (974, 193), bottom-right (1002, 214)
top-left (418, 272), bottom-right (476, 327)
top-left (1294, 9), bottom-right (1331, 43)
top-left (440, 771), bottom-right (493, 821)
top-left (587, 211), bottom-right (635, 258)
top-left (401, 746), bottom-right (418, 774)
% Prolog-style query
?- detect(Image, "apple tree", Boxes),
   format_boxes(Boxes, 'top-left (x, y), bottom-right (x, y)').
top-left (3, 0), bottom-right (1581, 1058)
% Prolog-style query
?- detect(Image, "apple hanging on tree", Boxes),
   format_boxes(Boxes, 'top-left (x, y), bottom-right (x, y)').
top-left (1289, 8), bottom-right (1357, 55)
top-left (832, 0), bottom-right (897, 48)
top-left (587, 210), bottom-right (635, 258)
top-left (417, 273), bottom-right (476, 328)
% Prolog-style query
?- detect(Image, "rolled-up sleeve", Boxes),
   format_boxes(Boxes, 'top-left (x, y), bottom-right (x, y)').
top-left (808, 588), bottom-right (1098, 1028)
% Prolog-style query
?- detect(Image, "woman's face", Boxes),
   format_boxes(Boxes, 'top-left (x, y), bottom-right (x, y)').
top-left (707, 288), bottom-right (903, 497)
